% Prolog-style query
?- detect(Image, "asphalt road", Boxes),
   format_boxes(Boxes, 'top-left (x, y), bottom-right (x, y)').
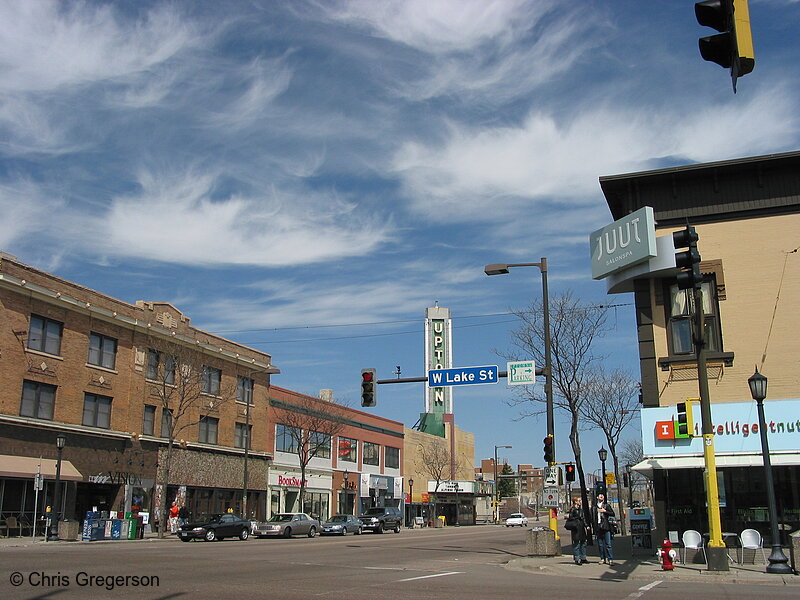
top-left (1, 526), bottom-right (796, 600)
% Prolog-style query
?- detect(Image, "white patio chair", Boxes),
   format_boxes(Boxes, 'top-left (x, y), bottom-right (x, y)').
top-left (681, 529), bottom-right (706, 564)
top-left (739, 528), bottom-right (767, 565)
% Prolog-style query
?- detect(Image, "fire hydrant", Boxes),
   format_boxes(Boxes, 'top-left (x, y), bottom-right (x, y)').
top-left (658, 539), bottom-right (677, 570)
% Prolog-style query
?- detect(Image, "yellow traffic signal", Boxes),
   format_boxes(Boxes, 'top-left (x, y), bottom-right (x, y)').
top-left (695, 0), bottom-right (755, 92)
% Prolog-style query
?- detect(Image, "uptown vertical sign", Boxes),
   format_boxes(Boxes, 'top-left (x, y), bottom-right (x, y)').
top-left (425, 306), bottom-right (453, 414)
top-left (590, 206), bottom-right (657, 280)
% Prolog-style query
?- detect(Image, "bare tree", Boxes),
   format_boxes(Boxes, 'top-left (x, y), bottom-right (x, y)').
top-left (415, 438), bottom-right (451, 518)
top-left (144, 338), bottom-right (236, 538)
top-left (581, 368), bottom-right (640, 534)
top-left (619, 438), bottom-right (654, 508)
top-left (502, 290), bottom-right (610, 530)
top-left (275, 394), bottom-right (349, 517)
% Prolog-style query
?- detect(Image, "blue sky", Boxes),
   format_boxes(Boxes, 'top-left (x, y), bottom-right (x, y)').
top-left (3, 0), bottom-right (799, 477)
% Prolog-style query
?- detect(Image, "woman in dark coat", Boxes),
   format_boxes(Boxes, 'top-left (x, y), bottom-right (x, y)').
top-left (567, 497), bottom-right (587, 565)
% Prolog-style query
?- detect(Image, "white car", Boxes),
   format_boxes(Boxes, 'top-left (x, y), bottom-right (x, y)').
top-left (505, 513), bottom-right (528, 527)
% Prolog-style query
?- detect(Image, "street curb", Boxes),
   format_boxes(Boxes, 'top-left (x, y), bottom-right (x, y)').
top-left (505, 556), bottom-right (800, 586)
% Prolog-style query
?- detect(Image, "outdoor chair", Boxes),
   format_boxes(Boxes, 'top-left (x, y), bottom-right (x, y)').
top-left (3, 516), bottom-right (20, 537)
top-left (739, 528), bottom-right (767, 565)
top-left (681, 529), bottom-right (706, 564)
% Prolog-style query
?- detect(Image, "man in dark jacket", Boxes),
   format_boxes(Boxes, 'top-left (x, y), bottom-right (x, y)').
top-left (591, 493), bottom-right (615, 565)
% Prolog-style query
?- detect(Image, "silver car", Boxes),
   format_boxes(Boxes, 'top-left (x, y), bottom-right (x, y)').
top-left (321, 514), bottom-right (362, 536)
top-left (253, 513), bottom-right (320, 538)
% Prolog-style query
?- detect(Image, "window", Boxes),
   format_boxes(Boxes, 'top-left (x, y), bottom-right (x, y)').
top-left (237, 376), bottom-right (253, 404)
top-left (276, 424), bottom-right (299, 453)
top-left (160, 409), bottom-right (173, 438)
top-left (20, 380), bottom-right (56, 420)
top-left (310, 431), bottom-right (331, 459)
top-left (199, 416), bottom-right (219, 444)
top-left (363, 442), bottom-right (380, 466)
top-left (143, 405), bottom-right (156, 436)
top-left (88, 332), bottom-right (117, 369)
top-left (28, 314), bottom-right (63, 355)
top-left (83, 393), bottom-right (112, 428)
top-left (385, 446), bottom-right (400, 469)
top-left (667, 279), bottom-right (722, 356)
top-left (147, 350), bottom-right (175, 384)
top-left (202, 366), bottom-right (221, 395)
top-left (338, 437), bottom-right (357, 463)
top-left (235, 422), bottom-right (251, 449)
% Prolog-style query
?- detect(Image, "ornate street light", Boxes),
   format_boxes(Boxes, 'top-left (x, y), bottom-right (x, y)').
top-left (748, 368), bottom-right (791, 574)
top-left (48, 433), bottom-right (66, 541)
top-left (598, 447), bottom-right (608, 498)
top-left (493, 445), bottom-right (512, 523)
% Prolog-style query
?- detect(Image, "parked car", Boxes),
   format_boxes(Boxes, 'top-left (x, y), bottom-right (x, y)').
top-left (321, 514), bottom-right (363, 536)
top-left (178, 513), bottom-right (251, 542)
top-left (505, 513), bottom-right (528, 527)
top-left (358, 506), bottom-right (402, 533)
top-left (253, 513), bottom-right (320, 538)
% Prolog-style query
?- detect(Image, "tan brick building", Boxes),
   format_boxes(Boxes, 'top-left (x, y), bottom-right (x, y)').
top-left (597, 151), bottom-right (800, 542)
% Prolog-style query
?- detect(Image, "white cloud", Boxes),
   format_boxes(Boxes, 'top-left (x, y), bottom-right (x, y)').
top-left (0, 180), bottom-right (66, 248)
top-left (0, 2), bottom-right (202, 93)
top-left (101, 169), bottom-right (393, 267)
top-left (392, 84), bottom-right (800, 220)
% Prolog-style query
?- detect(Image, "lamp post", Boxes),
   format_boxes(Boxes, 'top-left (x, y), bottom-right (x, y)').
top-left (485, 259), bottom-right (556, 537)
top-left (242, 395), bottom-right (250, 519)
top-left (48, 433), bottom-right (66, 541)
top-left (265, 456), bottom-right (273, 520)
top-left (408, 478), bottom-right (414, 527)
top-left (598, 447), bottom-right (608, 499)
top-left (748, 368), bottom-right (791, 574)
top-left (494, 445), bottom-right (512, 523)
top-left (342, 470), bottom-right (351, 515)
top-left (626, 464), bottom-right (634, 509)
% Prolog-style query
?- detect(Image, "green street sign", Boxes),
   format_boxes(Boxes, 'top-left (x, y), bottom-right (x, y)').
top-left (507, 360), bottom-right (536, 386)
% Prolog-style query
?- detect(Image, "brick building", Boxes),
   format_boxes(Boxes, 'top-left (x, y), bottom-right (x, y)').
top-left (0, 254), bottom-right (406, 533)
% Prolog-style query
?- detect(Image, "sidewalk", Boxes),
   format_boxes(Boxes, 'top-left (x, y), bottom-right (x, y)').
top-left (507, 532), bottom-right (800, 586)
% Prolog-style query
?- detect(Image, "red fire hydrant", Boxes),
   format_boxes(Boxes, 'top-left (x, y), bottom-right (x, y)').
top-left (658, 539), bottom-right (676, 570)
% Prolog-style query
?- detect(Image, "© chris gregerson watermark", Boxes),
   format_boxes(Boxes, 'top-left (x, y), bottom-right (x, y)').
top-left (9, 571), bottom-right (160, 591)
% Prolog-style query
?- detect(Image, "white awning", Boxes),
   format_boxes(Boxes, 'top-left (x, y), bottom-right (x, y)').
top-left (632, 453), bottom-right (800, 477)
top-left (0, 455), bottom-right (83, 481)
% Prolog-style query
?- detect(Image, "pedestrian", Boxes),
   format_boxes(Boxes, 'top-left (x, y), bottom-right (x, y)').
top-left (178, 503), bottom-right (190, 527)
top-left (565, 497), bottom-right (588, 565)
top-left (592, 493), bottom-right (615, 565)
top-left (169, 501), bottom-right (180, 534)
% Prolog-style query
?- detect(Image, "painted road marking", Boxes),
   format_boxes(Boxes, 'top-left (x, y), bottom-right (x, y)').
top-left (626, 580), bottom-right (663, 599)
top-left (396, 571), bottom-right (463, 582)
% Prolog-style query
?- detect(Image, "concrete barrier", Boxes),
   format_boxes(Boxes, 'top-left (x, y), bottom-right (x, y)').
top-left (526, 527), bottom-right (561, 557)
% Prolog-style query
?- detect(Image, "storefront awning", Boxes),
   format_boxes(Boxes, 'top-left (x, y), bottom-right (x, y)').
top-left (0, 455), bottom-right (83, 481)
top-left (632, 453), bottom-right (800, 476)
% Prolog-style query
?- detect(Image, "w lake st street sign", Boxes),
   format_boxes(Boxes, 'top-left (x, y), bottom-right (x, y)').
top-left (427, 365), bottom-right (499, 387)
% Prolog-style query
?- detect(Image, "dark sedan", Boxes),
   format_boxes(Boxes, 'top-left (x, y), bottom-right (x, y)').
top-left (178, 513), bottom-right (251, 542)
top-left (321, 514), bottom-right (362, 536)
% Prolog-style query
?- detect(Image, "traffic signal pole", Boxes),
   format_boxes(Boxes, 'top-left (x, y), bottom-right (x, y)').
top-left (673, 225), bottom-right (728, 571)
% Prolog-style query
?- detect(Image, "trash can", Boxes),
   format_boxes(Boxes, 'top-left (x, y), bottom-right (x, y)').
top-left (526, 526), bottom-right (560, 557)
top-left (435, 515), bottom-right (446, 528)
top-left (58, 519), bottom-right (80, 541)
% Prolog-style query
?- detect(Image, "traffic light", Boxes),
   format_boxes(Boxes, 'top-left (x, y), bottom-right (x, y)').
top-left (675, 400), bottom-right (695, 438)
top-left (623, 472), bottom-right (630, 488)
top-left (695, 0), bottom-right (755, 91)
top-left (360, 368), bottom-right (377, 407)
top-left (672, 225), bottom-right (702, 290)
top-left (565, 463), bottom-right (576, 483)
top-left (543, 436), bottom-right (554, 464)
top-left (594, 479), bottom-right (607, 499)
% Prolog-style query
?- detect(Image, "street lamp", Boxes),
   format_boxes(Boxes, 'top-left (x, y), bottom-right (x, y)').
top-left (342, 470), bottom-right (351, 515)
top-left (408, 478), bottom-right (414, 527)
top-left (598, 447), bottom-right (608, 499)
top-left (626, 463), bottom-right (634, 509)
top-left (494, 445), bottom-right (512, 523)
top-left (485, 259), bottom-right (555, 535)
top-left (48, 433), bottom-right (66, 541)
top-left (748, 368), bottom-right (791, 574)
